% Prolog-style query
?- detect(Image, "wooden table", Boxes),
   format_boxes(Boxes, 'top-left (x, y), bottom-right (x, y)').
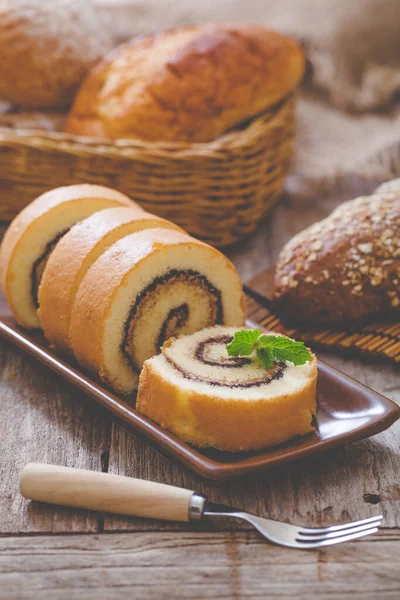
top-left (1, 176), bottom-right (399, 599)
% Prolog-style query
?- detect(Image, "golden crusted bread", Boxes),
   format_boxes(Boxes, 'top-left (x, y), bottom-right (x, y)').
top-left (69, 228), bottom-right (246, 392)
top-left (0, 184), bottom-right (135, 329)
top-left (0, 0), bottom-right (111, 108)
top-left (273, 191), bottom-right (400, 325)
top-left (64, 23), bottom-right (305, 142)
top-left (38, 206), bottom-right (182, 352)
top-left (137, 327), bottom-right (317, 452)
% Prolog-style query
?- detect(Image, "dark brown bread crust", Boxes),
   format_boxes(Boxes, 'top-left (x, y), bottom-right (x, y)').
top-left (65, 23), bottom-right (304, 142)
top-left (273, 193), bottom-right (400, 325)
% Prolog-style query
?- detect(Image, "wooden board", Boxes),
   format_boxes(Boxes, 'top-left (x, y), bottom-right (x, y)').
top-left (0, 337), bottom-right (110, 534)
top-left (1, 532), bottom-right (400, 600)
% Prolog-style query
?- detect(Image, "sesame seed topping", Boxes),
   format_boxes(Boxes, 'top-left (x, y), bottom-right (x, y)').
top-left (357, 243), bottom-right (373, 254)
top-left (370, 277), bottom-right (381, 287)
top-left (311, 240), bottom-right (323, 251)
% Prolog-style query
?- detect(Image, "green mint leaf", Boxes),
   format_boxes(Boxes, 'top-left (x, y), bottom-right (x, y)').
top-left (274, 343), bottom-right (311, 366)
top-left (258, 334), bottom-right (311, 366)
top-left (256, 344), bottom-right (274, 369)
top-left (226, 329), bottom-right (261, 356)
top-left (257, 335), bottom-right (290, 349)
top-left (226, 331), bottom-right (311, 369)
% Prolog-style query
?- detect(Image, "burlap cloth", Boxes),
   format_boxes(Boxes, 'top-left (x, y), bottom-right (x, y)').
top-left (2, 0), bottom-right (400, 192)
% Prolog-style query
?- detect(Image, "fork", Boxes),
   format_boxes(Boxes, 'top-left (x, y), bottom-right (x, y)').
top-left (20, 463), bottom-right (382, 549)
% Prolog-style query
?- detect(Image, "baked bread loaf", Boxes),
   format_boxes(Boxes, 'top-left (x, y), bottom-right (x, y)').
top-left (137, 327), bottom-right (317, 452)
top-left (0, 0), bottom-right (111, 108)
top-left (64, 23), bottom-right (305, 142)
top-left (273, 192), bottom-right (400, 325)
top-left (38, 206), bottom-right (182, 352)
top-left (69, 229), bottom-right (245, 393)
top-left (0, 184), bottom-right (135, 329)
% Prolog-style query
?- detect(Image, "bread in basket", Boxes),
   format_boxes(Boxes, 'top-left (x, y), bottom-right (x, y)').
top-left (0, 23), bottom-right (304, 246)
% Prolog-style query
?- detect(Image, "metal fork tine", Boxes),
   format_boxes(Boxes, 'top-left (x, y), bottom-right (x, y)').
top-left (296, 520), bottom-right (382, 542)
top-left (298, 515), bottom-right (383, 535)
top-left (295, 527), bottom-right (379, 549)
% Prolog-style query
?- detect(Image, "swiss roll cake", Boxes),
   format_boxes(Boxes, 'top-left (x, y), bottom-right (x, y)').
top-left (0, 184), bottom-right (135, 329)
top-left (137, 327), bottom-right (317, 451)
top-left (38, 206), bottom-right (182, 352)
top-left (69, 229), bottom-right (246, 393)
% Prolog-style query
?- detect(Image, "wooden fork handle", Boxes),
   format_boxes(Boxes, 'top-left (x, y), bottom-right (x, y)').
top-left (20, 463), bottom-right (196, 521)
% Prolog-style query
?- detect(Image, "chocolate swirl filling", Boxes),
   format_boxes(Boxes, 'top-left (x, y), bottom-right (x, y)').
top-left (166, 334), bottom-right (286, 388)
top-left (195, 335), bottom-right (251, 368)
top-left (31, 230), bottom-right (67, 307)
top-left (122, 269), bottom-right (224, 371)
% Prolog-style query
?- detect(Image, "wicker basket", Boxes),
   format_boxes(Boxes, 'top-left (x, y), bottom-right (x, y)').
top-left (0, 95), bottom-right (296, 247)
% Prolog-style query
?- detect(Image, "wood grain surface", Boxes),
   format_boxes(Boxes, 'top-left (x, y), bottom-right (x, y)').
top-left (1, 532), bottom-right (400, 600)
top-left (1, 174), bottom-right (399, 598)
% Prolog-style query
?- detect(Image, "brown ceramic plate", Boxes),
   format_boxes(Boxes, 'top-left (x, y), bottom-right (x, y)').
top-left (1, 291), bottom-right (399, 481)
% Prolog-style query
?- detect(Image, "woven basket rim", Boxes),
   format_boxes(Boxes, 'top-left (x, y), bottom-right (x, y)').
top-left (0, 94), bottom-right (294, 160)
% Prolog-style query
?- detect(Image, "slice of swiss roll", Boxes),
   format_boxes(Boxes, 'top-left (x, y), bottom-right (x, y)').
top-left (69, 229), bottom-right (246, 393)
top-left (38, 206), bottom-right (182, 352)
top-left (137, 327), bottom-right (317, 451)
top-left (0, 184), bottom-right (136, 329)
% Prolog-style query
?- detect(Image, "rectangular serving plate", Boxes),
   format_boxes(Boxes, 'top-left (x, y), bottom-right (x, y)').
top-left (1, 292), bottom-right (399, 481)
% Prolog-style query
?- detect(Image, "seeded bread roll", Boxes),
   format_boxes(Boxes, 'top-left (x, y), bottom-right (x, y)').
top-left (137, 327), bottom-right (317, 452)
top-left (0, 185), bottom-right (136, 329)
top-left (69, 228), bottom-right (245, 393)
top-left (64, 23), bottom-right (304, 142)
top-left (38, 207), bottom-right (182, 352)
top-left (273, 193), bottom-right (400, 325)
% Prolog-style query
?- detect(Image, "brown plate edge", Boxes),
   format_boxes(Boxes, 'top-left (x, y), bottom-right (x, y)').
top-left (1, 318), bottom-right (399, 482)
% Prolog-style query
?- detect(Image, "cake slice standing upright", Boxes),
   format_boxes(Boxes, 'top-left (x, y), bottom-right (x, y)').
top-left (0, 184), bottom-right (137, 329)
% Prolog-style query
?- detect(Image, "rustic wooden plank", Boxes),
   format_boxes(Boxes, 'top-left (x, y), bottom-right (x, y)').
top-left (0, 338), bottom-right (111, 534)
top-left (0, 532), bottom-right (399, 600)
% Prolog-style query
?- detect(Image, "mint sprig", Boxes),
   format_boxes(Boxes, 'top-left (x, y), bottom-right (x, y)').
top-left (225, 329), bottom-right (261, 356)
top-left (226, 330), bottom-right (311, 369)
